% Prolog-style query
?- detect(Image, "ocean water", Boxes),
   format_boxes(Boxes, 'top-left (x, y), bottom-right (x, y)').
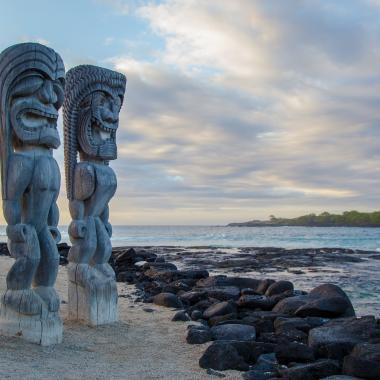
top-left (0, 225), bottom-right (379, 315)
top-left (110, 226), bottom-right (380, 249)
top-left (1, 225), bottom-right (380, 249)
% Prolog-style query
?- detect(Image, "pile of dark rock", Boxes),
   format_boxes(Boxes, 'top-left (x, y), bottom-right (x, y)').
top-left (112, 247), bottom-right (380, 380)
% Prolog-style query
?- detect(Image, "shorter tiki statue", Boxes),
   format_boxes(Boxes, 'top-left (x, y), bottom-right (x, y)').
top-left (63, 65), bottom-right (126, 325)
top-left (0, 43), bottom-right (65, 345)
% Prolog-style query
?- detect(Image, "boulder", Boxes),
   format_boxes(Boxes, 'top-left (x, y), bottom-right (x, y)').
top-left (234, 315), bottom-right (275, 335)
top-left (343, 343), bottom-right (380, 380)
top-left (188, 299), bottom-right (214, 314)
top-left (186, 325), bottom-right (213, 344)
top-left (116, 271), bottom-right (137, 283)
top-left (265, 280), bottom-right (294, 297)
top-left (242, 370), bottom-right (277, 380)
top-left (237, 295), bottom-right (276, 311)
top-left (276, 327), bottom-right (309, 344)
top-left (162, 280), bottom-right (193, 294)
top-left (179, 291), bottom-right (207, 305)
top-left (274, 283), bottom-right (355, 318)
top-left (134, 249), bottom-right (158, 262)
top-left (248, 311), bottom-right (288, 321)
top-left (203, 301), bottom-right (237, 320)
top-left (241, 288), bottom-right (260, 296)
top-left (275, 342), bottom-right (315, 364)
top-left (309, 316), bottom-right (378, 359)
top-left (152, 292), bottom-right (183, 309)
top-left (296, 297), bottom-right (353, 318)
top-left (250, 342), bottom-right (280, 363)
top-left (296, 284), bottom-right (355, 318)
top-left (274, 317), bottom-right (313, 333)
top-left (176, 269), bottom-right (209, 280)
top-left (242, 353), bottom-right (278, 380)
top-left (201, 286), bottom-right (240, 301)
top-left (211, 324), bottom-right (256, 342)
top-left (199, 341), bottom-right (275, 371)
top-left (113, 247), bottom-right (137, 263)
top-left (143, 281), bottom-right (164, 296)
top-left (199, 342), bottom-right (249, 371)
top-left (279, 359), bottom-right (340, 380)
top-left (144, 269), bottom-right (178, 283)
top-left (208, 313), bottom-right (238, 327)
top-left (0, 242), bottom-right (10, 256)
top-left (273, 295), bottom-right (309, 315)
top-left (172, 310), bottom-right (190, 322)
top-left (258, 332), bottom-right (280, 344)
top-left (58, 243), bottom-right (69, 264)
top-left (190, 310), bottom-right (203, 321)
top-left (256, 279), bottom-right (276, 295)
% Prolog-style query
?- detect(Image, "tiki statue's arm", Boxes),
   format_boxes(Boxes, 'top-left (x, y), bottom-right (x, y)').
top-left (3, 155), bottom-right (33, 241)
top-left (48, 193), bottom-right (61, 243)
top-left (100, 205), bottom-right (112, 237)
top-left (68, 163), bottom-right (95, 239)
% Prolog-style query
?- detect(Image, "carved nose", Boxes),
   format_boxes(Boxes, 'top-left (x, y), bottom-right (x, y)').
top-left (38, 80), bottom-right (57, 104)
top-left (101, 108), bottom-right (118, 123)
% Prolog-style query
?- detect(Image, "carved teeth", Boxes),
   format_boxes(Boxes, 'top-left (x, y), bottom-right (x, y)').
top-left (23, 108), bottom-right (58, 120)
top-left (99, 130), bottom-right (111, 141)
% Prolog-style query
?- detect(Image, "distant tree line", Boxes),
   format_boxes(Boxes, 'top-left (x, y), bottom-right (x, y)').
top-left (228, 211), bottom-right (380, 227)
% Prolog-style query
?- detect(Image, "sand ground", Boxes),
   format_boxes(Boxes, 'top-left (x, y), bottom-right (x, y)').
top-left (0, 256), bottom-right (241, 380)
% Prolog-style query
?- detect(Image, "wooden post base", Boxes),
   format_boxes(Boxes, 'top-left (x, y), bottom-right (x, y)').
top-left (67, 264), bottom-right (118, 326)
top-left (0, 302), bottom-right (62, 346)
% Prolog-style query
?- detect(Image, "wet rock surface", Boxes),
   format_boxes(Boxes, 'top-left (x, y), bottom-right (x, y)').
top-left (103, 245), bottom-right (380, 379)
top-left (274, 283), bottom-right (355, 318)
top-left (279, 359), bottom-right (341, 379)
top-left (211, 324), bottom-right (256, 342)
top-left (342, 342), bottom-right (380, 380)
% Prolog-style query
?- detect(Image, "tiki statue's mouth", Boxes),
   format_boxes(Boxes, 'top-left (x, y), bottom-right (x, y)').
top-left (90, 116), bottom-right (117, 146)
top-left (19, 106), bottom-right (58, 131)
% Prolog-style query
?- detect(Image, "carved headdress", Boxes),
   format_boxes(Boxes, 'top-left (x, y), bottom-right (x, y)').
top-left (63, 65), bottom-right (126, 200)
top-left (0, 42), bottom-right (65, 200)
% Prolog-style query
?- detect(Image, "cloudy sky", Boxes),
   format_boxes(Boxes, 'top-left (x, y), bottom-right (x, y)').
top-left (1, 0), bottom-right (380, 225)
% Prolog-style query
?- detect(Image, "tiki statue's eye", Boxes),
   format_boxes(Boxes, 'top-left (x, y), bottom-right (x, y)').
top-left (11, 75), bottom-right (44, 98)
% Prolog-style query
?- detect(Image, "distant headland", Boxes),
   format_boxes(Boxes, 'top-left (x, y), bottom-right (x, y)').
top-left (228, 211), bottom-right (380, 227)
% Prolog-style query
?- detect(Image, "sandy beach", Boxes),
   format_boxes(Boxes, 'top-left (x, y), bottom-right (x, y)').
top-left (0, 256), bottom-right (240, 380)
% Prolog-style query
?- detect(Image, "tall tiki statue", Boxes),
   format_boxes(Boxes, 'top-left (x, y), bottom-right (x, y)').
top-left (0, 43), bottom-right (65, 345)
top-left (64, 65), bottom-right (126, 325)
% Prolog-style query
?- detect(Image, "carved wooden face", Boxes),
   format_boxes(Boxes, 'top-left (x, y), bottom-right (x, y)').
top-left (10, 70), bottom-right (64, 148)
top-left (78, 90), bottom-right (122, 160)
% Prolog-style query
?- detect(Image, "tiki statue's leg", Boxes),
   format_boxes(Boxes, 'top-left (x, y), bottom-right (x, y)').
top-left (91, 217), bottom-right (115, 279)
top-left (3, 224), bottom-right (43, 315)
top-left (33, 226), bottom-right (60, 312)
top-left (67, 216), bottom-right (98, 286)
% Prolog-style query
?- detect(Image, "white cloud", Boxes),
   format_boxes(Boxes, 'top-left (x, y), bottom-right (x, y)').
top-left (103, 0), bottom-right (380, 223)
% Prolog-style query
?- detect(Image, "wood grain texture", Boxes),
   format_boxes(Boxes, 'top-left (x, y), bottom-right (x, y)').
top-left (63, 65), bottom-right (126, 326)
top-left (0, 42), bottom-right (65, 345)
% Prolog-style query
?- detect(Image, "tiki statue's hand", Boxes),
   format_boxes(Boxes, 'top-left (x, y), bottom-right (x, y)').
top-left (49, 226), bottom-right (62, 243)
top-left (6, 223), bottom-right (29, 243)
top-left (69, 220), bottom-right (87, 239)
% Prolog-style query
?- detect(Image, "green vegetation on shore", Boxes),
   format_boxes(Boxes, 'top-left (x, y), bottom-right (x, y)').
top-left (228, 211), bottom-right (380, 227)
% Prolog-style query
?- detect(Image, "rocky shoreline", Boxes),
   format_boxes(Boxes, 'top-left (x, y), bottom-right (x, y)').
top-left (1, 243), bottom-right (380, 379)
